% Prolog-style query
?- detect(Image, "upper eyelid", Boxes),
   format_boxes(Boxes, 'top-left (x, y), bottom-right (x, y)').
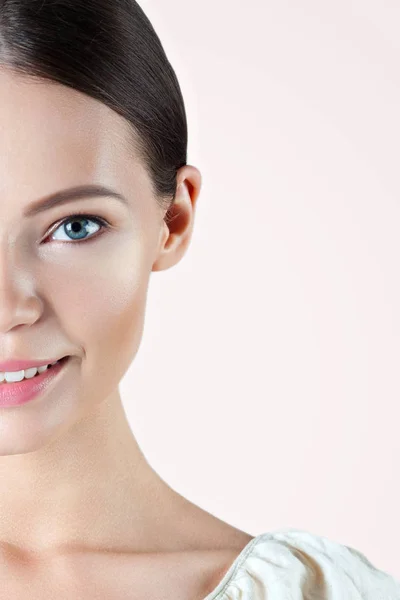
top-left (48, 212), bottom-right (109, 228)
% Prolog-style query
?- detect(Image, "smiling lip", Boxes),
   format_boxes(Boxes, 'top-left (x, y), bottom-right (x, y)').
top-left (0, 356), bottom-right (70, 407)
top-left (0, 358), bottom-right (66, 372)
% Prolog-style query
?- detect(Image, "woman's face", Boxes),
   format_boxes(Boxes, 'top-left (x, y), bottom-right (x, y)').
top-left (0, 67), bottom-right (199, 456)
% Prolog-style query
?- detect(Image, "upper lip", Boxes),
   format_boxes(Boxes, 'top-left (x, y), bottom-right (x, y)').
top-left (0, 357), bottom-right (67, 372)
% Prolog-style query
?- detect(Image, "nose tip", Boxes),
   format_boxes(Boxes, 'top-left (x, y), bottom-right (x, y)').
top-left (0, 292), bottom-right (42, 333)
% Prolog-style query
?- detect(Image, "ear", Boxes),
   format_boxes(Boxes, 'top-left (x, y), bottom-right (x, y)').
top-left (152, 165), bottom-right (202, 272)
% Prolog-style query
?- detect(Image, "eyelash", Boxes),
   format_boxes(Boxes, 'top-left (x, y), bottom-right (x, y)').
top-left (44, 213), bottom-right (111, 245)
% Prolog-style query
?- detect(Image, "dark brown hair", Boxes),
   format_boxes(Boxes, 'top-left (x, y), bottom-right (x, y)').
top-left (0, 0), bottom-right (188, 215)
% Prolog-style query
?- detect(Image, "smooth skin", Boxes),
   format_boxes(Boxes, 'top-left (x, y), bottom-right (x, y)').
top-left (0, 67), bottom-right (253, 598)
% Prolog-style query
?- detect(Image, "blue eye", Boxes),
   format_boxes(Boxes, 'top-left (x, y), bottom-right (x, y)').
top-left (46, 214), bottom-right (110, 244)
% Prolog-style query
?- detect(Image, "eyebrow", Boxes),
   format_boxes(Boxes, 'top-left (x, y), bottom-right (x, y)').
top-left (23, 184), bottom-right (129, 217)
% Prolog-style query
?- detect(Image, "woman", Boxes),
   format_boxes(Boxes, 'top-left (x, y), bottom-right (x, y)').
top-left (0, 0), bottom-right (397, 598)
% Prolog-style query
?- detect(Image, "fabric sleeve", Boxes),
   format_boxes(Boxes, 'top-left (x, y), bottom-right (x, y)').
top-left (218, 528), bottom-right (400, 600)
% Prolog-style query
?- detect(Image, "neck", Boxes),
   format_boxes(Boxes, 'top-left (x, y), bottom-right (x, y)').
top-left (0, 390), bottom-right (176, 557)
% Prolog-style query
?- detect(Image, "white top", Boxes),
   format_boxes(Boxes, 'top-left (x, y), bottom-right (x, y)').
top-left (202, 528), bottom-right (400, 599)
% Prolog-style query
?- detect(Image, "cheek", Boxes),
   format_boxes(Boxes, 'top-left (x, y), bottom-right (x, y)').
top-left (41, 237), bottom-right (151, 384)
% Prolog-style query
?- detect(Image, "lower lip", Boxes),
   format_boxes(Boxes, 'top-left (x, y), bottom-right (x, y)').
top-left (0, 356), bottom-right (70, 408)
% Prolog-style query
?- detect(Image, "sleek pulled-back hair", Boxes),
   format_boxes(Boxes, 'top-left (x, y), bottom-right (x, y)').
top-left (0, 0), bottom-right (188, 215)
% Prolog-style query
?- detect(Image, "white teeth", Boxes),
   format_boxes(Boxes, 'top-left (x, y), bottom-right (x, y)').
top-left (24, 367), bottom-right (40, 379)
top-left (3, 371), bottom-right (26, 383)
top-left (0, 360), bottom-right (60, 384)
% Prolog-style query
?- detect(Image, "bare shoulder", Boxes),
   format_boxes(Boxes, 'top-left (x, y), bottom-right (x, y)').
top-left (0, 531), bottom-right (255, 600)
top-left (0, 499), bottom-right (256, 600)
top-left (72, 529), bottom-right (255, 600)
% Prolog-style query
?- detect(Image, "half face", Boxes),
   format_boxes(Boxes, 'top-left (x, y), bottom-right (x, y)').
top-left (0, 67), bottom-right (169, 455)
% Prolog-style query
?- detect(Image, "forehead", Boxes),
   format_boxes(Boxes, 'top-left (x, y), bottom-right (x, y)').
top-left (0, 67), bottom-right (146, 202)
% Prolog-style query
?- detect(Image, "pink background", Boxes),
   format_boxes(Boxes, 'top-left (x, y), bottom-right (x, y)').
top-left (120, 0), bottom-right (400, 577)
